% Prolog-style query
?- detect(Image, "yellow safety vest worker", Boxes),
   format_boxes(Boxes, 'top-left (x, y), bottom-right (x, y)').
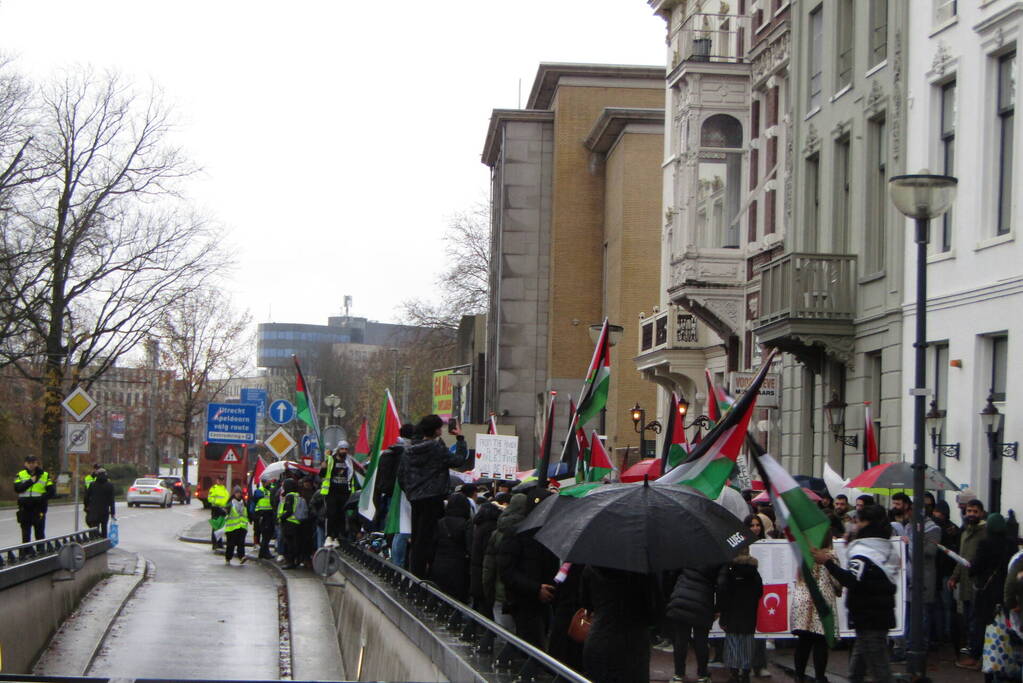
top-left (14, 469), bottom-right (51, 499)
top-left (320, 453), bottom-right (350, 495)
top-left (277, 492), bottom-right (301, 525)
top-left (224, 501), bottom-right (249, 533)
top-left (208, 484), bottom-right (229, 508)
top-left (254, 484), bottom-right (273, 511)
top-left (84, 474), bottom-right (96, 490)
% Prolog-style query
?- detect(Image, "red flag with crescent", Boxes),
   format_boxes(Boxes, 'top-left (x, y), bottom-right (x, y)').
top-left (756, 583), bottom-right (789, 633)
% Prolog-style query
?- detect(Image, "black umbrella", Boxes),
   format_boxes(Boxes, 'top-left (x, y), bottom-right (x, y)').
top-left (518, 488), bottom-right (589, 532)
top-left (794, 475), bottom-right (829, 499)
top-left (534, 481), bottom-right (753, 573)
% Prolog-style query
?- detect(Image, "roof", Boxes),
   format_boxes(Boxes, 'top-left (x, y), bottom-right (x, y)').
top-left (480, 109), bottom-right (555, 167)
top-left (526, 62), bottom-right (664, 110)
top-left (584, 108), bottom-right (665, 154)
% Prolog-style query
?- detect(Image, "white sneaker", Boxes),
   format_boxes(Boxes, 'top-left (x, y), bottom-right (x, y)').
top-left (276, 555), bottom-right (285, 563)
top-left (324, 537), bottom-right (336, 548)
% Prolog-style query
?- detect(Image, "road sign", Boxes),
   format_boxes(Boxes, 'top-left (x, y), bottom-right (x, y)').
top-left (301, 434), bottom-right (319, 456)
top-left (265, 427), bottom-right (296, 459)
top-left (221, 446), bottom-right (242, 463)
top-left (66, 422), bottom-right (91, 454)
top-left (269, 399), bottom-right (295, 425)
top-left (240, 388), bottom-right (268, 416)
top-left (206, 403), bottom-right (258, 444)
top-left (62, 387), bottom-right (97, 421)
top-left (322, 425), bottom-right (348, 451)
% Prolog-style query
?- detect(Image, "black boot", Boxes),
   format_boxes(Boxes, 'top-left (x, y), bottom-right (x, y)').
top-left (728, 668), bottom-right (741, 683)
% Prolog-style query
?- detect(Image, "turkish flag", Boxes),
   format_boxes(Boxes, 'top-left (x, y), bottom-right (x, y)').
top-left (756, 584), bottom-right (789, 633)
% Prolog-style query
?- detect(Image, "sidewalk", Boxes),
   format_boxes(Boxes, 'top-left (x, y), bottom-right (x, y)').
top-left (178, 517), bottom-right (257, 547)
top-left (32, 548), bottom-right (148, 676)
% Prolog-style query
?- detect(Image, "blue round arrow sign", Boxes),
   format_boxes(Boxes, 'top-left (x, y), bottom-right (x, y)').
top-left (269, 399), bottom-right (295, 425)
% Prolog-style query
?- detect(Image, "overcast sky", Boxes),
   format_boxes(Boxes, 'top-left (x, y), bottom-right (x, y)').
top-left (0, 1), bottom-right (666, 328)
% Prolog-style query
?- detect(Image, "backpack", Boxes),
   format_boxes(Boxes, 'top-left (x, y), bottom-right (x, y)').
top-left (293, 495), bottom-right (309, 522)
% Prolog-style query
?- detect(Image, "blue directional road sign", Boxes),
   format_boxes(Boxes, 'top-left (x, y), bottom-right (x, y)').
top-left (240, 388), bottom-right (268, 416)
top-left (206, 403), bottom-right (258, 444)
top-left (302, 434), bottom-right (319, 456)
top-left (269, 399), bottom-right (295, 425)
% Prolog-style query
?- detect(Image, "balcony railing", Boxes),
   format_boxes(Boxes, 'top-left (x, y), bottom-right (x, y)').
top-left (756, 253), bottom-right (857, 326)
top-left (674, 13), bottom-right (751, 66)
top-left (638, 305), bottom-right (702, 354)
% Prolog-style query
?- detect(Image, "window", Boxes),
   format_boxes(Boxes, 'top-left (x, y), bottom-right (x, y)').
top-left (934, 0), bottom-right (956, 24)
top-left (834, 136), bottom-right (852, 252)
top-left (836, 0), bottom-right (854, 90)
top-left (765, 190), bottom-right (776, 234)
top-left (748, 200), bottom-right (758, 242)
top-left (869, 0), bottom-right (888, 67)
top-left (867, 116), bottom-right (887, 272)
top-left (751, 99), bottom-right (761, 139)
top-left (939, 81), bottom-right (956, 251)
top-left (808, 6), bottom-right (824, 110)
top-left (699, 115), bottom-right (743, 248)
top-left (868, 352), bottom-right (883, 444)
top-left (997, 52), bottom-right (1015, 236)
top-left (991, 335), bottom-right (1008, 401)
top-left (805, 154), bottom-right (821, 251)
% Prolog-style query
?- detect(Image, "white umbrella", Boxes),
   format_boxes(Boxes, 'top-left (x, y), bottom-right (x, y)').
top-left (824, 462), bottom-right (863, 500)
top-left (715, 485), bottom-right (750, 521)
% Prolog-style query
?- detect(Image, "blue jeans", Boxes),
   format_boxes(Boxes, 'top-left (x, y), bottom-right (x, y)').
top-left (391, 533), bottom-right (410, 568)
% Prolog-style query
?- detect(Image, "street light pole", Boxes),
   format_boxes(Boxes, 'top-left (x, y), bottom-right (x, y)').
top-left (889, 171), bottom-right (957, 678)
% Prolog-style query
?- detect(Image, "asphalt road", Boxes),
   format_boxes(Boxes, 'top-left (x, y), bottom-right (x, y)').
top-left (7, 501), bottom-right (282, 680)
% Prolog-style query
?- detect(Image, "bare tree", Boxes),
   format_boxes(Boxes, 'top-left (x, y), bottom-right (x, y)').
top-left (0, 68), bottom-right (224, 470)
top-left (400, 201), bottom-right (491, 329)
top-left (157, 288), bottom-right (252, 487)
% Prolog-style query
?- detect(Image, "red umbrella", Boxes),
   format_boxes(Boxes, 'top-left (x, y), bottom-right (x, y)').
top-left (620, 458), bottom-right (664, 483)
top-left (846, 461), bottom-right (959, 493)
top-left (752, 487), bottom-right (821, 504)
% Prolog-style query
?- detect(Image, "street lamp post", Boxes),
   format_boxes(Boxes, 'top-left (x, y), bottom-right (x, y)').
top-left (889, 170), bottom-right (957, 678)
top-left (630, 403), bottom-right (662, 459)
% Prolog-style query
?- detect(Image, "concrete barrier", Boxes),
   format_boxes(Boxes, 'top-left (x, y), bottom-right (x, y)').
top-left (0, 538), bottom-right (110, 674)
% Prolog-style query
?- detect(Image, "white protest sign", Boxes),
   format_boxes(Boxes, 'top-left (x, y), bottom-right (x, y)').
top-left (473, 434), bottom-right (519, 480)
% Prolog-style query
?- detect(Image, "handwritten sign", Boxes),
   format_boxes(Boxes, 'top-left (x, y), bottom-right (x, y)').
top-left (473, 434), bottom-right (519, 480)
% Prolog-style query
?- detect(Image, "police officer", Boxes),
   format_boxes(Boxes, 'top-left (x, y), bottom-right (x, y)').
top-left (84, 463), bottom-right (100, 491)
top-left (207, 476), bottom-right (229, 550)
top-left (251, 478), bottom-right (275, 559)
top-left (319, 441), bottom-right (352, 548)
top-left (14, 455), bottom-right (55, 544)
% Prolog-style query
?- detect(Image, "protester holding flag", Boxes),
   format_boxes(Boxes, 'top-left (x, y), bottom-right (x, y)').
top-left (791, 532), bottom-right (840, 683)
top-left (399, 414), bottom-right (469, 578)
top-left (319, 441), bottom-right (352, 548)
top-left (372, 423), bottom-right (414, 531)
top-left (812, 504), bottom-right (897, 683)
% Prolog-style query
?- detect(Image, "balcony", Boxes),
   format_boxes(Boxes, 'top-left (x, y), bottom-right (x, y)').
top-left (670, 12), bottom-right (751, 74)
top-left (634, 305), bottom-right (710, 396)
top-left (753, 253), bottom-right (857, 368)
top-left (667, 247), bottom-right (746, 341)
top-left (638, 305), bottom-right (703, 355)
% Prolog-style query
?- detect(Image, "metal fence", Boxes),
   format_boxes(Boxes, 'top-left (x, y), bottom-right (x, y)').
top-left (338, 540), bottom-right (591, 683)
top-left (0, 528), bottom-right (103, 569)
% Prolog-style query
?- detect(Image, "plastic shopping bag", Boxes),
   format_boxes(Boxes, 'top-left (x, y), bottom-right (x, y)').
top-left (108, 520), bottom-right (119, 548)
top-left (983, 609), bottom-right (1023, 676)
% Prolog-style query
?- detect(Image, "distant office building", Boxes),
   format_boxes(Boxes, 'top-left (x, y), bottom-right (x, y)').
top-left (256, 316), bottom-right (427, 369)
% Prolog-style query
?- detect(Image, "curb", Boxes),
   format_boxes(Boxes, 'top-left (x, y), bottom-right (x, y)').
top-left (260, 558), bottom-right (294, 680)
top-left (83, 553), bottom-right (150, 676)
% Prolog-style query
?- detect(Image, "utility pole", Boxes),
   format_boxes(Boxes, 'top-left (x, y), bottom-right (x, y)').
top-left (147, 338), bottom-right (159, 475)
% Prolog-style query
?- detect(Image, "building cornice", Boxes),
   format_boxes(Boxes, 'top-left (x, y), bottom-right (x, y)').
top-left (527, 62), bottom-right (664, 110)
top-left (480, 109), bottom-right (555, 167)
top-left (584, 108), bottom-right (665, 154)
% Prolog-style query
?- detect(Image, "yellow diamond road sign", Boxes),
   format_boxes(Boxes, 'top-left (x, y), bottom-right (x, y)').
top-left (62, 386), bottom-right (97, 421)
top-left (266, 427), bottom-right (296, 459)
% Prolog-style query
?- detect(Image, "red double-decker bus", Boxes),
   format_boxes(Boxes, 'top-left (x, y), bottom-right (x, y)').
top-left (196, 442), bottom-right (249, 508)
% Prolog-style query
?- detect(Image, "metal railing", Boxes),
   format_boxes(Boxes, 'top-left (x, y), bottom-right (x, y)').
top-left (0, 528), bottom-right (103, 569)
top-left (673, 12), bottom-right (750, 66)
top-left (338, 540), bottom-right (590, 683)
top-left (756, 252), bottom-right (857, 326)
top-left (638, 305), bottom-right (701, 354)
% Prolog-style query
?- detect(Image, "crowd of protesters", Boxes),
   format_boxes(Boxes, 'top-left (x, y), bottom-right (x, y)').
top-left (201, 417), bottom-right (1023, 683)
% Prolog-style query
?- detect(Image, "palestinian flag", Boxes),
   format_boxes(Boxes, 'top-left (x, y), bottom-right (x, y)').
top-left (293, 355), bottom-right (321, 449)
top-left (576, 319), bottom-right (610, 427)
top-left (488, 414), bottom-right (498, 435)
top-left (574, 424), bottom-right (591, 483)
top-left (384, 480), bottom-right (412, 534)
top-left (586, 431), bottom-right (613, 482)
top-left (863, 402), bottom-right (879, 467)
top-left (751, 443), bottom-right (836, 646)
top-left (659, 350), bottom-right (777, 498)
top-left (533, 392), bottom-right (557, 487)
top-left (357, 390), bottom-right (402, 522)
top-left (660, 392), bottom-right (690, 475)
top-left (705, 368), bottom-right (734, 425)
top-left (559, 397), bottom-right (579, 468)
top-left (354, 419), bottom-right (371, 463)
top-left (249, 456), bottom-right (267, 497)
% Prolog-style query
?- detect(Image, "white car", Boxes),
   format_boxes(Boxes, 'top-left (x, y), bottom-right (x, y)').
top-left (126, 478), bottom-right (173, 508)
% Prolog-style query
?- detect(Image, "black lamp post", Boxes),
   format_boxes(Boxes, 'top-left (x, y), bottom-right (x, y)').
top-left (823, 392), bottom-right (859, 448)
top-left (630, 403), bottom-right (662, 459)
top-left (677, 395), bottom-right (713, 431)
top-left (925, 399), bottom-right (960, 461)
top-left (889, 170), bottom-right (957, 678)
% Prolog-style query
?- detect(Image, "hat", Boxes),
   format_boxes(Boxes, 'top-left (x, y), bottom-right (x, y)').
top-left (956, 488), bottom-right (978, 506)
top-left (336, 440), bottom-right (350, 450)
top-left (232, 485), bottom-right (244, 494)
top-left (988, 513), bottom-right (1007, 534)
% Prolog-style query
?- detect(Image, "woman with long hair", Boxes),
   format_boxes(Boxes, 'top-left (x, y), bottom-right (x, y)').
top-left (791, 532), bottom-right (840, 682)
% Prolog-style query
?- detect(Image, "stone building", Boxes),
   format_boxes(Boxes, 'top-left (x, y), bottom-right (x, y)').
top-left (482, 63), bottom-right (664, 467)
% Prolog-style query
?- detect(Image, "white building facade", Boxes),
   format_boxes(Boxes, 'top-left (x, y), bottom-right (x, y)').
top-left (901, 0), bottom-right (1023, 513)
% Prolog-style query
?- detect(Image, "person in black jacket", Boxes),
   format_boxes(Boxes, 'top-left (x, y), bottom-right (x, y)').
top-left (374, 423), bottom-right (415, 531)
top-left (429, 492), bottom-right (472, 602)
top-left (581, 565), bottom-right (661, 683)
top-left (813, 504), bottom-right (896, 683)
top-left (717, 551), bottom-right (763, 683)
top-left (84, 469), bottom-right (116, 537)
top-left (969, 512), bottom-right (1017, 654)
top-left (470, 493), bottom-right (506, 615)
top-left (666, 565), bottom-right (721, 683)
top-left (399, 415), bottom-right (469, 577)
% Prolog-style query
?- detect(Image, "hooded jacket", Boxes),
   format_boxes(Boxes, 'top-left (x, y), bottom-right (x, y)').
top-left (375, 438), bottom-right (406, 496)
top-left (398, 436), bottom-right (469, 502)
top-left (716, 553), bottom-right (763, 634)
top-left (429, 493), bottom-right (472, 602)
top-left (84, 471), bottom-right (116, 525)
top-left (482, 493), bottom-right (529, 606)
top-left (496, 494), bottom-right (560, 611)
top-left (470, 500), bottom-right (504, 600)
top-left (823, 528), bottom-right (897, 631)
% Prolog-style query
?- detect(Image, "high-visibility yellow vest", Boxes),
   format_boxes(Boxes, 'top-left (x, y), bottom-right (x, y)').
top-left (84, 474), bottom-right (96, 490)
top-left (277, 492), bottom-right (301, 525)
top-left (254, 485), bottom-right (273, 511)
top-left (320, 453), bottom-right (350, 495)
top-left (224, 501), bottom-right (249, 532)
top-left (208, 484), bottom-right (229, 508)
top-left (15, 469), bottom-right (50, 498)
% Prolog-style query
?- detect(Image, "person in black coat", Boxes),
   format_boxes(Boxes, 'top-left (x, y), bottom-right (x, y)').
top-left (84, 469), bottom-right (116, 538)
top-left (581, 565), bottom-right (661, 683)
top-left (969, 512), bottom-right (1017, 644)
top-left (374, 424), bottom-right (415, 530)
top-left (469, 494), bottom-right (506, 616)
top-left (398, 415), bottom-right (469, 577)
top-left (666, 564), bottom-right (721, 682)
top-left (548, 562), bottom-right (586, 672)
top-left (717, 551), bottom-right (763, 683)
top-left (429, 492), bottom-right (472, 602)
